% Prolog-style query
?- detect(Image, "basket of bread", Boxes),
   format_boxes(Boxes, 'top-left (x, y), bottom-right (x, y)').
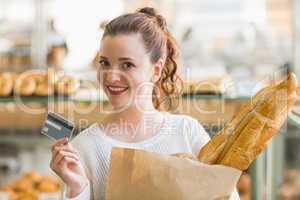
top-left (0, 69), bottom-right (80, 97)
top-left (0, 171), bottom-right (61, 200)
top-left (105, 73), bottom-right (298, 200)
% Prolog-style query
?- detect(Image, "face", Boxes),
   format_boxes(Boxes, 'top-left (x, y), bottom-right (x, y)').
top-left (97, 33), bottom-right (163, 111)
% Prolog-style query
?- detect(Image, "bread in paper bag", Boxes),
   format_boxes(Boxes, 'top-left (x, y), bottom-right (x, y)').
top-left (106, 147), bottom-right (241, 200)
top-left (106, 73), bottom-right (298, 199)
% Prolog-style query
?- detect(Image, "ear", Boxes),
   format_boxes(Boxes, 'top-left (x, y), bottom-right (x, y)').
top-left (151, 59), bottom-right (164, 82)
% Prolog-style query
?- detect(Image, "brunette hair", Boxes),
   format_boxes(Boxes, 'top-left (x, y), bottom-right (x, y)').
top-left (103, 7), bottom-right (183, 110)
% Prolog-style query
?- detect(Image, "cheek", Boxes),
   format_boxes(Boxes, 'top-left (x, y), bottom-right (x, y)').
top-left (129, 71), bottom-right (153, 96)
top-left (128, 71), bottom-right (148, 88)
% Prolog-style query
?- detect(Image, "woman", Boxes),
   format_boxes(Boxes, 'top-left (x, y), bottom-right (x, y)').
top-left (50, 7), bottom-right (240, 200)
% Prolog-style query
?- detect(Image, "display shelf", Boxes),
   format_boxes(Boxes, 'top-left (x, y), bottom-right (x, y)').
top-left (250, 153), bottom-right (265, 200)
top-left (288, 109), bottom-right (300, 129)
top-left (181, 93), bottom-right (250, 101)
top-left (0, 94), bottom-right (104, 103)
top-left (0, 129), bottom-right (51, 147)
top-left (0, 127), bottom-right (83, 145)
top-left (0, 93), bottom-right (250, 104)
top-left (0, 130), bottom-right (81, 148)
top-left (0, 96), bottom-right (71, 103)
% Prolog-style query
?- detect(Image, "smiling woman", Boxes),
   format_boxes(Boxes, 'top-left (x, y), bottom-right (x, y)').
top-left (99, 8), bottom-right (183, 111)
top-left (49, 7), bottom-right (240, 200)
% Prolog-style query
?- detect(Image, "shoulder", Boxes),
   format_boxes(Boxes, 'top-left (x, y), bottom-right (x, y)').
top-left (164, 112), bottom-right (194, 123)
top-left (164, 112), bottom-right (208, 139)
top-left (165, 112), bottom-right (203, 130)
top-left (165, 112), bottom-right (211, 154)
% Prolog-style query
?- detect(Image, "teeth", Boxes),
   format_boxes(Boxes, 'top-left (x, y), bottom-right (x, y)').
top-left (107, 86), bottom-right (128, 92)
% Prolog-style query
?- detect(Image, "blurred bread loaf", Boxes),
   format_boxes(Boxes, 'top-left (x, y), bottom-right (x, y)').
top-left (55, 75), bottom-right (80, 95)
top-left (14, 68), bottom-right (57, 96)
top-left (0, 72), bottom-right (15, 96)
top-left (0, 171), bottom-right (60, 200)
top-left (14, 71), bottom-right (37, 96)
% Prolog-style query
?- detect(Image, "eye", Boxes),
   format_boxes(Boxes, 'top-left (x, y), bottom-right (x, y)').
top-left (99, 59), bottom-right (110, 68)
top-left (122, 62), bottom-right (135, 70)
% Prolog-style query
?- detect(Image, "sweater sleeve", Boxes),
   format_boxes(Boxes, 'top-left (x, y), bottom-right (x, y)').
top-left (229, 188), bottom-right (241, 200)
top-left (62, 131), bottom-right (93, 200)
top-left (187, 117), bottom-right (211, 156)
top-left (63, 182), bottom-right (91, 200)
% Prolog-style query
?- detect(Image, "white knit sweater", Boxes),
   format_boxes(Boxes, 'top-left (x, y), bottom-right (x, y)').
top-left (63, 112), bottom-right (240, 200)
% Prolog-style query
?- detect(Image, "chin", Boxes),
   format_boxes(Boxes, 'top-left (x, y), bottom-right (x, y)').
top-left (109, 98), bottom-right (131, 111)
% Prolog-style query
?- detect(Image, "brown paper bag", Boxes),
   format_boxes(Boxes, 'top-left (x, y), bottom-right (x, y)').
top-left (105, 147), bottom-right (242, 200)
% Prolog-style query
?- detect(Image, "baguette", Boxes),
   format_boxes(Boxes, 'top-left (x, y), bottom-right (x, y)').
top-left (197, 83), bottom-right (277, 164)
top-left (198, 73), bottom-right (298, 170)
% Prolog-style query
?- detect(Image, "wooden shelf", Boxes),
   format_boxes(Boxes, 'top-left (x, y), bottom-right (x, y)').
top-left (0, 93), bottom-right (250, 104)
top-left (0, 96), bottom-right (70, 103)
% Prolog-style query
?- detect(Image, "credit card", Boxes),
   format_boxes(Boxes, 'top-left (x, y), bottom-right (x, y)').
top-left (41, 112), bottom-right (75, 140)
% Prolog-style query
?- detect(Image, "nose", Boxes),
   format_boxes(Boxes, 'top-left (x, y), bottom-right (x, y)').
top-left (106, 70), bottom-right (121, 83)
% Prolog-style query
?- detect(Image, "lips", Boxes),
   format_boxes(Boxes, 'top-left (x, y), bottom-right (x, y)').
top-left (106, 85), bottom-right (129, 95)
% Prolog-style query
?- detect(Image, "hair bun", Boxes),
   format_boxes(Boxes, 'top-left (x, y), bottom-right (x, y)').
top-left (155, 15), bottom-right (167, 31)
top-left (138, 7), bottom-right (157, 17)
top-left (138, 7), bottom-right (167, 31)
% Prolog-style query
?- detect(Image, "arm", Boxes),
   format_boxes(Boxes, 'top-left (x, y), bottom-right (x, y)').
top-left (186, 117), bottom-right (210, 156)
top-left (50, 138), bottom-right (91, 200)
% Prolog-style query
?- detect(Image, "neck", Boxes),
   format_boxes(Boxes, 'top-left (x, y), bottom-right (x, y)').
top-left (111, 94), bottom-right (158, 122)
top-left (112, 104), bottom-right (158, 123)
top-left (102, 101), bottom-right (164, 142)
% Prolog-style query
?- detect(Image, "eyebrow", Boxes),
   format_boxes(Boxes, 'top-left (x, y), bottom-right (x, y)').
top-left (99, 56), bottom-right (108, 60)
top-left (119, 57), bottom-right (133, 61)
top-left (99, 56), bottom-right (134, 61)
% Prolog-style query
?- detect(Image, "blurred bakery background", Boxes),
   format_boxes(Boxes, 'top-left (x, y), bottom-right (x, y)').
top-left (0, 0), bottom-right (300, 199)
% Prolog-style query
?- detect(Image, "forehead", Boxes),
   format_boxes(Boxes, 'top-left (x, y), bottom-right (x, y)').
top-left (99, 34), bottom-right (148, 59)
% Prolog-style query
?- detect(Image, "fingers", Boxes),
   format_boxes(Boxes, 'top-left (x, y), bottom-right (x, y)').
top-left (54, 149), bottom-right (79, 164)
top-left (51, 137), bottom-right (68, 152)
top-left (50, 138), bottom-right (80, 173)
top-left (52, 144), bottom-right (79, 159)
top-left (51, 150), bottom-right (80, 172)
top-left (50, 156), bottom-right (79, 174)
top-left (174, 152), bottom-right (196, 160)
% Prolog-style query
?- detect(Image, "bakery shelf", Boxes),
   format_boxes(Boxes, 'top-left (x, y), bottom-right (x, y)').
top-left (288, 109), bottom-right (300, 129)
top-left (0, 129), bottom-right (51, 148)
top-left (0, 127), bottom-right (83, 147)
top-left (0, 93), bottom-right (104, 104)
top-left (181, 93), bottom-right (250, 101)
top-left (0, 93), bottom-right (250, 104)
top-left (0, 96), bottom-right (70, 103)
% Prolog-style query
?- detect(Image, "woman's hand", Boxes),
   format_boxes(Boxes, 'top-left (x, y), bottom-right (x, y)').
top-left (50, 137), bottom-right (88, 198)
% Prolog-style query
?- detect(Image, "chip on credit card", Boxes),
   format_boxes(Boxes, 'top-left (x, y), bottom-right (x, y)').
top-left (41, 112), bottom-right (75, 140)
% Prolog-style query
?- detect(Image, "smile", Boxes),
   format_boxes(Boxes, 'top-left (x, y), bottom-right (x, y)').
top-left (106, 85), bottom-right (129, 95)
